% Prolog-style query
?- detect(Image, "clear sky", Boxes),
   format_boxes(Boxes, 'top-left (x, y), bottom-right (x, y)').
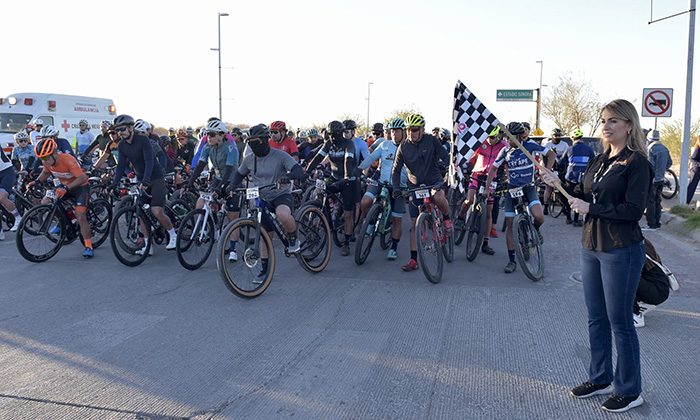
top-left (3, 0), bottom-right (698, 134)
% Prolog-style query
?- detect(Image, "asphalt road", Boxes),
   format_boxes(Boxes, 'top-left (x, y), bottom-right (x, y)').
top-left (0, 212), bottom-right (698, 420)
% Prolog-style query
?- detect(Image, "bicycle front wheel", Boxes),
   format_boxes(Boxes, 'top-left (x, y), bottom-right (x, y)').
top-left (465, 204), bottom-right (485, 262)
top-left (355, 203), bottom-right (381, 265)
top-left (110, 206), bottom-right (150, 267)
top-left (176, 209), bottom-right (215, 270)
top-left (217, 218), bottom-right (275, 298)
top-left (513, 214), bottom-right (544, 281)
top-left (15, 204), bottom-right (65, 262)
top-left (85, 198), bottom-right (112, 249)
top-left (415, 212), bottom-right (443, 284)
top-left (662, 169), bottom-right (678, 199)
top-left (549, 193), bottom-right (563, 218)
top-left (295, 205), bottom-right (332, 273)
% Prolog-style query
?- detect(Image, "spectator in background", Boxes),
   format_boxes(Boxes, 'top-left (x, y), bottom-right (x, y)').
top-left (30, 119), bottom-right (43, 143)
top-left (73, 119), bottom-right (95, 155)
top-left (643, 130), bottom-right (671, 231)
top-left (687, 135), bottom-right (700, 204)
top-left (558, 128), bottom-right (595, 226)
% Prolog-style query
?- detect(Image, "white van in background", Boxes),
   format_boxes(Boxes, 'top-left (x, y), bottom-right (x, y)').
top-left (0, 93), bottom-right (116, 152)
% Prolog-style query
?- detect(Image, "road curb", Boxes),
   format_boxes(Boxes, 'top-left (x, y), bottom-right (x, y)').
top-left (660, 211), bottom-right (700, 242)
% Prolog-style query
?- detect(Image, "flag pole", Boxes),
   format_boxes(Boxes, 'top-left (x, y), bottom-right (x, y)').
top-left (497, 123), bottom-right (573, 201)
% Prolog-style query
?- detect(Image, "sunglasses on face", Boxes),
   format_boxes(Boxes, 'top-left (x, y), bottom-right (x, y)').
top-left (270, 131), bottom-right (280, 135)
top-left (17, 139), bottom-right (28, 143)
top-left (343, 130), bottom-right (352, 134)
top-left (39, 155), bottom-right (51, 161)
top-left (409, 128), bottom-right (421, 133)
top-left (116, 126), bottom-right (129, 132)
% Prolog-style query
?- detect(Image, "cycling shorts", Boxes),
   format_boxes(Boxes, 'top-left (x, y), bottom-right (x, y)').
top-left (364, 185), bottom-right (405, 217)
top-left (261, 193), bottom-right (294, 233)
top-left (143, 177), bottom-right (167, 208)
top-left (504, 184), bottom-right (540, 218)
top-left (0, 167), bottom-right (15, 195)
top-left (328, 179), bottom-right (360, 211)
top-left (66, 184), bottom-right (90, 211)
top-left (468, 175), bottom-right (496, 205)
top-left (225, 194), bottom-right (242, 212)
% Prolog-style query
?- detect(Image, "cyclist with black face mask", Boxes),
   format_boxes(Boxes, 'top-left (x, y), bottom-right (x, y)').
top-left (305, 120), bottom-right (360, 256)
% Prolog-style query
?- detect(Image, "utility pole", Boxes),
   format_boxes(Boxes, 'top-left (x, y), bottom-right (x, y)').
top-left (366, 82), bottom-right (373, 134)
top-left (535, 60), bottom-right (543, 131)
top-left (211, 12), bottom-right (229, 121)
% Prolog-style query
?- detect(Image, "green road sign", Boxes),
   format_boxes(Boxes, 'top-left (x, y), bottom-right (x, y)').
top-left (496, 89), bottom-right (534, 102)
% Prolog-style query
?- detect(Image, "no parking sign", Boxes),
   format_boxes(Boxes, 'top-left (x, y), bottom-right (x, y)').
top-left (642, 88), bottom-right (673, 117)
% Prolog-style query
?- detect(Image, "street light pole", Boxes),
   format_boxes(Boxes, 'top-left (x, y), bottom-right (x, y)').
top-left (212, 12), bottom-right (229, 121)
top-left (366, 82), bottom-right (373, 133)
top-left (536, 60), bottom-right (543, 131)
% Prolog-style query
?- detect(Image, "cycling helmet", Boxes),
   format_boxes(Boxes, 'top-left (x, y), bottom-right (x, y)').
top-left (328, 120), bottom-right (344, 134)
top-left (113, 114), bottom-right (135, 128)
top-left (186, 126), bottom-right (193, 133)
top-left (299, 130), bottom-right (309, 139)
top-left (489, 126), bottom-right (501, 137)
top-left (372, 122), bottom-right (384, 132)
top-left (35, 137), bottom-right (57, 158)
top-left (384, 122), bottom-right (391, 131)
top-left (522, 122), bottom-right (531, 130)
top-left (307, 127), bottom-right (319, 137)
top-left (441, 128), bottom-right (451, 138)
top-left (168, 127), bottom-right (175, 132)
top-left (552, 128), bottom-right (564, 137)
top-left (33, 118), bottom-right (44, 126)
top-left (506, 122), bottom-right (525, 136)
top-left (270, 121), bottom-right (286, 131)
top-left (79, 119), bottom-right (89, 126)
top-left (206, 119), bottom-right (229, 134)
top-left (388, 118), bottom-right (406, 130)
top-left (160, 135), bottom-right (171, 145)
top-left (14, 131), bottom-right (29, 141)
top-left (406, 114), bottom-right (426, 128)
top-left (248, 124), bottom-right (270, 140)
top-left (432, 127), bottom-right (441, 134)
top-left (39, 125), bottom-right (59, 138)
top-left (342, 120), bottom-right (357, 130)
top-left (101, 120), bottom-right (111, 128)
top-left (571, 128), bottom-right (584, 139)
top-left (134, 120), bottom-right (151, 133)
top-left (231, 127), bottom-right (242, 134)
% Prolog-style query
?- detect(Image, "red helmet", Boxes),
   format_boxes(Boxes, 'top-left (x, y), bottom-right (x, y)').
top-left (270, 121), bottom-right (286, 132)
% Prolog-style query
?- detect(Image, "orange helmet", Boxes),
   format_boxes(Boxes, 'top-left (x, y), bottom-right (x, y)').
top-left (35, 138), bottom-right (57, 158)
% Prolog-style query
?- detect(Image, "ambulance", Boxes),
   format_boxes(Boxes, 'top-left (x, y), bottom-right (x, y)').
top-left (0, 93), bottom-right (116, 153)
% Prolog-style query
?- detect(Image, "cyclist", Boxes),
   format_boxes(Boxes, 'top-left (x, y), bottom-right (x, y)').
top-left (484, 122), bottom-right (556, 274)
top-left (134, 120), bottom-right (171, 172)
top-left (558, 128), bottom-right (595, 226)
top-left (168, 127), bottom-right (177, 142)
top-left (522, 122), bottom-right (532, 139)
top-left (1, 147), bottom-right (23, 239)
top-left (298, 127), bottom-right (322, 164)
top-left (72, 119), bottom-right (94, 155)
top-left (185, 119), bottom-right (241, 261)
top-left (269, 121), bottom-right (300, 162)
top-left (542, 128), bottom-right (569, 215)
top-left (11, 131), bottom-right (36, 172)
top-left (343, 120), bottom-right (370, 164)
top-left (454, 126), bottom-right (508, 255)
top-left (176, 129), bottom-right (196, 168)
top-left (391, 113), bottom-right (451, 272)
top-left (357, 118), bottom-right (408, 260)
top-left (30, 126), bottom-right (76, 174)
top-left (231, 127), bottom-right (246, 159)
top-left (225, 124), bottom-right (306, 280)
top-left (32, 138), bottom-right (94, 257)
top-left (30, 119), bottom-right (44, 143)
top-left (305, 120), bottom-right (360, 256)
top-left (108, 114), bottom-right (177, 254)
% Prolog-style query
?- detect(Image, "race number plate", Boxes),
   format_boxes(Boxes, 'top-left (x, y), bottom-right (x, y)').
top-left (129, 177), bottom-right (138, 184)
top-left (200, 192), bottom-right (213, 201)
top-left (246, 187), bottom-right (259, 200)
top-left (52, 178), bottom-right (61, 187)
top-left (366, 178), bottom-right (378, 187)
top-left (128, 188), bottom-right (139, 196)
top-left (478, 185), bottom-right (485, 194)
top-left (510, 188), bottom-right (524, 198)
top-left (491, 181), bottom-right (498, 190)
top-left (315, 179), bottom-right (326, 190)
top-left (45, 190), bottom-right (55, 199)
top-left (415, 189), bottom-right (430, 199)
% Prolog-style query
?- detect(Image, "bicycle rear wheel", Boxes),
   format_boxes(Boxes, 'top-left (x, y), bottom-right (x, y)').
top-left (450, 188), bottom-right (467, 245)
top-left (110, 206), bottom-right (150, 267)
top-left (15, 204), bottom-right (65, 262)
top-left (329, 198), bottom-right (345, 248)
top-left (662, 169), bottom-right (678, 199)
top-left (513, 214), bottom-right (544, 281)
top-left (85, 198), bottom-right (112, 249)
top-left (549, 193), bottom-right (563, 218)
top-left (415, 212), bottom-right (443, 284)
top-left (295, 205), bottom-right (332, 273)
top-left (442, 218), bottom-right (454, 263)
top-left (465, 204), bottom-right (485, 262)
top-left (176, 209), bottom-right (215, 270)
top-left (217, 218), bottom-right (275, 298)
top-left (355, 203), bottom-right (381, 265)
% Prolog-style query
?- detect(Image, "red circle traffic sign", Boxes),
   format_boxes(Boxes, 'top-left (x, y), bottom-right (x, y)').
top-left (644, 90), bottom-right (671, 116)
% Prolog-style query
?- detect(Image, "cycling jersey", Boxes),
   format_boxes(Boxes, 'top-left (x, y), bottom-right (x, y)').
top-left (42, 153), bottom-right (88, 187)
top-left (192, 133), bottom-right (233, 165)
top-left (113, 133), bottom-right (164, 187)
top-left (236, 148), bottom-right (298, 203)
top-left (308, 139), bottom-right (357, 180)
top-left (359, 140), bottom-right (408, 188)
top-left (542, 139), bottom-right (568, 170)
top-left (72, 130), bottom-right (95, 154)
top-left (0, 148), bottom-right (13, 173)
top-left (198, 141), bottom-right (239, 182)
top-left (470, 140), bottom-right (507, 174)
top-left (269, 137), bottom-right (299, 158)
top-left (12, 145), bottom-right (35, 170)
top-left (392, 134), bottom-right (449, 189)
top-left (353, 137), bottom-right (370, 163)
top-left (492, 141), bottom-right (547, 187)
top-left (557, 141), bottom-right (595, 183)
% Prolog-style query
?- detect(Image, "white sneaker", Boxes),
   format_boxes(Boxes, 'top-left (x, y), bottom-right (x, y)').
top-left (287, 238), bottom-right (300, 253)
top-left (633, 312), bottom-right (645, 328)
top-left (166, 235), bottom-right (177, 250)
top-left (228, 251), bottom-right (238, 262)
top-left (638, 302), bottom-right (656, 314)
top-left (135, 245), bottom-right (154, 256)
top-left (10, 218), bottom-right (21, 232)
top-left (0, 228), bottom-right (5, 241)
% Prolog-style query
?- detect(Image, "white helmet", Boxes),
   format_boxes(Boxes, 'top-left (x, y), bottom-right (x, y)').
top-left (79, 119), bottom-right (89, 126)
top-left (14, 131), bottom-right (30, 141)
top-left (205, 119), bottom-right (228, 134)
top-left (134, 120), bottom-right (151, 133)
top-left (33, 118), bottom-right (44, 126)
top-left (40, 125), bottom-right (59, 137)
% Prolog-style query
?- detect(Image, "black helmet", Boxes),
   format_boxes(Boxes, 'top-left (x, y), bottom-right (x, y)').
top-left (231, 127), bottom-right (242, 134)
top-left (328, 120), bottom-right (344, 134)
top-left (521, 122), bottom-right (531, 130)
top-left (160, 135), bottom-right (171, 145)
top-left (552, 128), bottom-right (564, 137)
top-left (113, 114), bottom-right (135, 128)
top-left (506, 122), bottom-right (525, 136)
top-left (342, 119), bottom-right (357, 130)
top-left (248, 124), bottom-right (270, 140)
top-left (372, 122), bottom-right (384, 132)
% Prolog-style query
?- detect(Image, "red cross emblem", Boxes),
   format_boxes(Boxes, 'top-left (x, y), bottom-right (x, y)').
top-left (61, 120), bottom-right (70, 132)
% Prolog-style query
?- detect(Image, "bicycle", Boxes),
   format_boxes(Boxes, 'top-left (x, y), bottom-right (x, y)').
top-left (15, 184), bottom-right (112, 262)
top-left (662, 168), bottom-right (678, 200)
top-left (304, 176), bottom-right (356, 248)
top-left (463, 175), bottom-right (492, 262)
top-left (547, 187), bottom-right (566, 218)
top-left (354, 178), bottom-right (393, 265)
top-left (504, 185), bottom-right (544, 281)
top-left (216, 184), bottom-right (331, 298)
top-left (447, 179), bottom-right (468, 246)
top-left (403, 183), bottom-right (454, 284)
top-left (109, 186), bottom-right (185, 267)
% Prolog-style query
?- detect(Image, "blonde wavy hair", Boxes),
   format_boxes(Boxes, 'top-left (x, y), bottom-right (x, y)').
top-left (600, 99), bottom-right (648, 158)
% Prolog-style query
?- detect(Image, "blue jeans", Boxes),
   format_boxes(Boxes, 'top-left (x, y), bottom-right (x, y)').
top-left (580, 241), bottom-right (645, 397)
